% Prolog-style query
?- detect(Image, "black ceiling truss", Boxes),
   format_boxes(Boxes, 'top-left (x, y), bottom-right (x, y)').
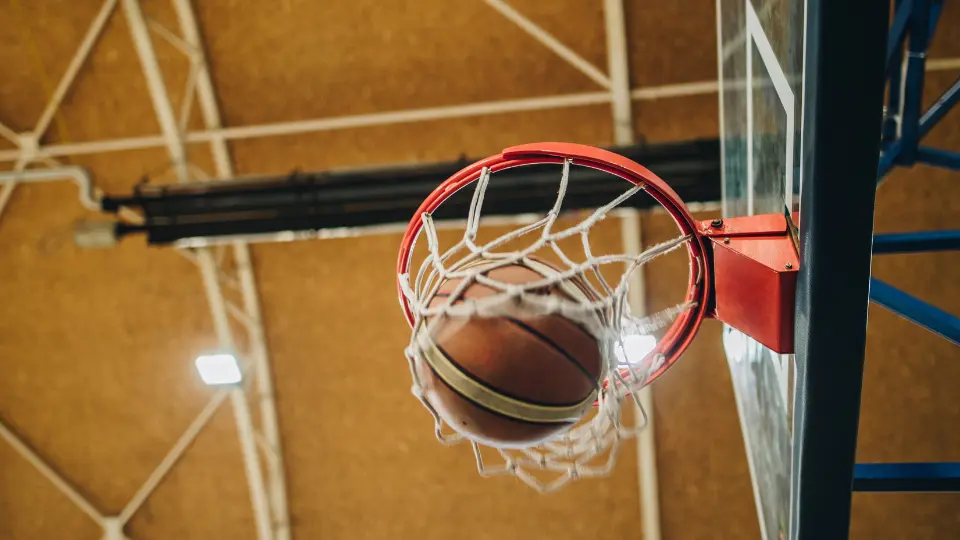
top-left (101, 138), bottom-right (721, 246)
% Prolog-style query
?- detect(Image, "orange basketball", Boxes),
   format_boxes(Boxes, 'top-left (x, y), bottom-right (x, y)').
top-left (417, 260), bottom-right (604, 448)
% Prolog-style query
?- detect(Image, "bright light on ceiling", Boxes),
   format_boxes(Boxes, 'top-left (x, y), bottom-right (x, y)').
top-left (195, 353), bottom-right (242, 385)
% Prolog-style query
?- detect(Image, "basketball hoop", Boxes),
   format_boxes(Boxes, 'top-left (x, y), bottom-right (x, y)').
top-left (397, 142), bottom-right (798, 491)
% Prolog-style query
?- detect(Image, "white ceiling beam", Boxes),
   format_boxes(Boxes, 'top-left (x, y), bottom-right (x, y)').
top-left (0, 50), bottom-right (954, 166)
top-left (619, 211), bottom-right (663, 540)
top-left (483, 0), bottom-right (612, 89)
top-left (123, 0), bottom-right (190, 182)
top-left (603, 0), bottom-right (634, 145)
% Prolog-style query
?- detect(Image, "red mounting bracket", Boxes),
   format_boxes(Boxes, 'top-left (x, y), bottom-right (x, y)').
top-left (700, 214), bottom-right (799, 354)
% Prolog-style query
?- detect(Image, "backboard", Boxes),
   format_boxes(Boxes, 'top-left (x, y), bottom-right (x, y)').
top-left (717, 0), bottom-right (806, 538)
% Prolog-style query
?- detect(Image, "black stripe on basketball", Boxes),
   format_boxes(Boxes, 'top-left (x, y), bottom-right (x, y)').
top-left (438, 283), bottom-right (599, 343)
top-left (503, 317), bottom-right (598, 386)
top-left (433, 342), bottom-right (592, 408)
top-left (425, 364), bottom-right (576, 427)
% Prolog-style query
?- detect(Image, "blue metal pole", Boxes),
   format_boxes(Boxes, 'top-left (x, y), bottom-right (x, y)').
top-left (919, 76), bottom-right (960, 139)
top-left (885, 0), bottom-right (906, 144)
top-left (873, 230), bottom-right (960, 253)
top-left (869, 278), bottom-right (960, 345)
top-left (886, 0), bottom-right (912, 77)
top-left (854, 462), bottom-right (960, 492)
top-left (899, 0), bottom-right (930, 164)
top-left (878, 139), bottom-right (902, 178)
top-left (928, 0), bottom-right (943, 41)
top-left (791, 0), bottom-right (888, 538)
top-left (916, 147), bottom-right (960, 170)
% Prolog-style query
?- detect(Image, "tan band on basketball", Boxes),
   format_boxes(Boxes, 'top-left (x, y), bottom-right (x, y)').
top-left (419, 332), bottom-right (596, 423)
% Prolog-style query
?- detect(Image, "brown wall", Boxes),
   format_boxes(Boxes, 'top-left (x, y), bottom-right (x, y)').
top-left (1, 1), bottom-right (958, 539)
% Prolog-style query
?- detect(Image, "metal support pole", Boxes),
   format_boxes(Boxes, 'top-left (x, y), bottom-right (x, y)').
top-left (918, 75), bottom-right (960, 138)
top-left (869, 278), bottom-right (960, 345)
top-left (899, 0), bottom-right (930, 164)
top-left (873, 230), bottom-right (960, 253)
top-left (791, 0), bottom-right (889, 538)
top-left (197, 249), bottom-right (274, 540)
top-left (169, 1), bottom-right (292, 536)
top-left (915, 146), bottom-right (960, 169)
top-left (620, 210), bottom-right (662, 540)
top-left (122, 0), bottom-right (190, 182)
top-left (853, 462), bottom-right (960, 492)
top-left (122, 1), bottom-right (273, 538)
top-left (603, 0), bottom-right (634, 145)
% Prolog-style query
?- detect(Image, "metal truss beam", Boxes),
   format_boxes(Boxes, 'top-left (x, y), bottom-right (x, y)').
top-left (122, 1), bottom-right (274, 539)
top-left (169, 1), bottom-right (291, 537)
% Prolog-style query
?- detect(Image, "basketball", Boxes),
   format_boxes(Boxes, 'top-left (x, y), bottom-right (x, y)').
top-left (417, 260), bottom-right (604, 448)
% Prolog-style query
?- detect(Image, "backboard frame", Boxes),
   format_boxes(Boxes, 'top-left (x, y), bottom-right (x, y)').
top-left (789, 0), bottom-right (889, 539)
top-left (718, 0), bottom-right (890, 538)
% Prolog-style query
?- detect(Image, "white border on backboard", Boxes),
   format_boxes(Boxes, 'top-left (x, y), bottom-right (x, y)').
top-left (745, 1), bottom-right (796, 217)
top-left (717, 0), bottom-right (729, 218)
top-left (746, 0), bottom-right (796, 423)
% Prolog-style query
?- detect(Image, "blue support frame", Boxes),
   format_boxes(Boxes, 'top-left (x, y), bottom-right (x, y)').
top-left (791, 0), bottom-right (960, 536)
top-left (846, 0), bottom-right (960, 521)
top-left (873, 230), bottom-right (960, 253)
top-left (879, 74), bottom-right (960, 176)
top-left (872, 0), bottom-right (960, 352)
top-left (878, 0), bottom-right (960, 180)
top-left (916, 146), bottom-right (960, 169)
top-left (869, 278), bottom-right (960, 345)
top-left (854, 463), bottom-right (960, 492)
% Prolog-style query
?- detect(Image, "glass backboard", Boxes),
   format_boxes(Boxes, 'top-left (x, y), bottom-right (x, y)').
top-left (717, 0), bottom-right (806, 538)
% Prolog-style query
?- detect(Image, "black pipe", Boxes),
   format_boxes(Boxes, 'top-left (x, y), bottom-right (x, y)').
top-left (102, 139), bottom-right (721, 245)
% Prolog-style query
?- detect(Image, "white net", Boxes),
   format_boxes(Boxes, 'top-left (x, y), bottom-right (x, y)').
top-left (398, 159), bottom-right (695, 492)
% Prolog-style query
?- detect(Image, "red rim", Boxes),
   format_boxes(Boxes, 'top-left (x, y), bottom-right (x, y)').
top-left (397, 142), bottom-right (711, 388)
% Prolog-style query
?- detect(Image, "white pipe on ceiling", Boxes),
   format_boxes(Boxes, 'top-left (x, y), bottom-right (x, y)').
top-left (603, 0), bottom-right (634, 146)
top-left (620, 210), bottom-right (663, 540)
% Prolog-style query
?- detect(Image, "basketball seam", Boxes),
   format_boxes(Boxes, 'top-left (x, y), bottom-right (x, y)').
top-left (434, 342), bottom-right (594, 408)
top-left (432, 292), bottom-right (600, 384)
top-left (502, 317), bottom-right (599, 385)
top-left (425, 365), bottom-right (576, 427)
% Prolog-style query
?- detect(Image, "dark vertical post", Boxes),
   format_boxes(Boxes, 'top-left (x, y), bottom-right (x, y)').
top-left (790, 0), bottom-right (889, 538)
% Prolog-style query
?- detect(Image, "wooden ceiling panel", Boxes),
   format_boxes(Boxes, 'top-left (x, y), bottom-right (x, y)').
top-left (193, 0), bottom-right (608, 126)
top-left (928, 0), bottom-right (960, 59)
top-left (633, 91), bottom-right (718, 143)
top-left (124, 401), bottom-right (257, 540)
top-left (627, 0), bottom-right (718, 87)
top-left (0, 0), bottom-right (104, 134)
top-left (0, 434), bottom-right (102, 540)
top-left (0, 179), bottom-right (221, 513)
top-left (228, 104), bottom-right (613, 175)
